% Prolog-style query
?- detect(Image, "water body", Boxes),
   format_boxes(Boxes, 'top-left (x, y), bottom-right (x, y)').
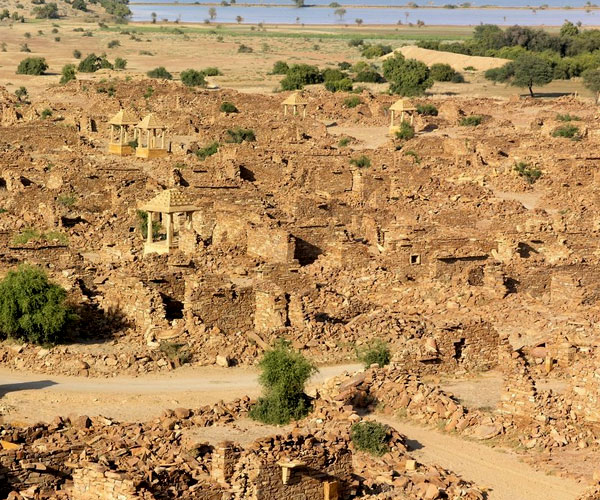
top-left (130, 3), bottom-right (600, 25)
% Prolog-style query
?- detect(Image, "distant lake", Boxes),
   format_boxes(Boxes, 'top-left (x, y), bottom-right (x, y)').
top-left (130, 3), bottom-right (600, 25)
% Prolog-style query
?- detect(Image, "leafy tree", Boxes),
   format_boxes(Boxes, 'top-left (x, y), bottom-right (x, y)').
top-left (360, 43), bottom-right (392, 59)
top-left (354, 68), bottom-right (384, 83)
top-left (0, 265), bottom-right (76, 345)
top-left (249, 340), bottom-right (317, 425)
top-left (351, 421), bottom-right (390, 456)
top-left (208, 6), bottom-right (216, 19)
top-left (383, 53), bottom-right (432, 96)
top-left (484, 62), bottom-right (515, 83)
top-left (334, 7), bottom-right (346, 19)
top-left (180, 68), bottom-right (206, 87)
top-left (429, 63), bottom-right (459, 82)
top-left (236, 15), bottom-right (242, 23)
top-left (325, 77), bottom-right (352, 92)
top-left (72, 0), bottom-right (87, 11)
top-left (16, 57), bottom-right (48, 75)
top-left (280, 63), bottom-right (323, 90)
top-left (357, 339), bottom-right (391, 367)
top-left (560, 20), bottom-right (579, 37)
top-left (472, 23), bottom-right (505, 50)
top-left (582, 67), bottom-right (600, 103)
top-left (147, 66), bottom-right (173, 79)
top-left (60, 64), bottom-right (76, 84)
top-left (355, 18), bottom-right (363, 25)
top-left (511, 53), bottom-right (553, 97)
top-left (15, 86), bottom-right (28, 101)
top-left (151, 11), bottom-right (157, 23)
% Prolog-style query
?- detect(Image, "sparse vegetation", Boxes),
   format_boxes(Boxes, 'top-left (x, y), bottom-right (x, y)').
top-left (357, 339), bottom-right (391, 368)
top-left (350, 421), bottom-right (390, 456)
top-left (552, 124), bottom-right (580, 140)
top-left (395, 121), bottom-right (415, 140)
top-left (41, 108), bottom-right (53, 119)
top-left (137, 210), bottom-right (162, 239)
top-left (78, 53), bottom-right (113, 73)
top-left (514, 162), bottom-right (542, 184)
top-left (416, 103), bottom-right (438, 116)
top-left (556, 113), bottom-right (580, 122)
top-left (460, 115), bottom-right (483, 126)
top-left (249, 339), bottom-right (317, 425)
top-left (180, 69), bottom-right (206, 87)
top-left (226, 127), bottom-right (255, 143)
top-left (196, 141), bottom-right (219, 160)
top-left (344, 96), bottom-right (362, 108)
top-left (350, 155), bottom-right (371, 169)
top-left (60, 64), bottom-right (76, 85)
top-left (338, 136), bottom-right (351, 147)
top-left (147, 66), bottom-right (173, 80)
top-left (114, 57), bottom-right (127, 70)
top-left (220, 101), bottom-right (238, 113)
top-left (160, 341), bottom-right (192, 365)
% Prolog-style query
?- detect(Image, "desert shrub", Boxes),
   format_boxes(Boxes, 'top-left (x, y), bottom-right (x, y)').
top-left (249, 339), bottom-right (317, 425)
top-left (0, 265), bottom-right (76, 344)
top-left (514, 162), bottom-right (542, 184)
top-left (464, 65), bottom-right (476, 71)
top-left (15, 86), bottom-right (28, 101)
top-left (350, 155), bottom-right (371, 168)
top-left (159, 341), bottom-right (191, 365)
top-left (357, 339), bottom-right (391, 368)
top-left (280, 63), bottom-right (323, 90)
top-left (136, 210), bottom-right (161, 239)
top-left (78, 53), bottom-right (112, 72)
top-left (451, 72), bottom-right (465, 83)
top-left (556, 113), bottom-right (580, 122)
top-left (41, 108), bottom-right (53, 119)
top-left (20, 43), bottom-right (31, 53)
top-left (226, 127), bottom-right (255, 143)
top-left (348, 38), bottom-right (364, 47)
top-left (383, 53), bottom-right (432, 96)
top-left (354, 68), bottom-right (384, 83)
top-left (33, 2), bottom-right (58, 18)
top-left (350, 421), bottom-right (390, 456)
top-left (107, 39), bottom-right (120, 49)
top-left (180, 68), bottom-right (206, 87)
top-left (360, 43), bottom-right (392, 59)
top-left (147, 66), bottom-right (172, 79)
top-left (16, 57), bottom-right (48, 75)
top-left (73, 49), bottom-right (82, 59)
top-left (54, 36), bottom-right (61, 42)
top-left (60, 64), bottom-right (76, 84)
top-left (322, 68), bottom-right (346, 82)
top-left (271, 60), bottom-right (289, 75)
top-left (196, 141), bottom-right (219, 160)
top-left (338, 136), bottom-right (351, 147)
top-left (552, 124), bottom-right (580, 140)
top-left (143, 86), bottom-right (154, 99)
top-left (238, 44), bottom-right (253, 53)
top-left (202, 66), bottom-right (222, 76)
top-left (325, 78), bottom-right (352, 92)
top-left (460, 115), bottom-right (483, 126)
top-left (404, 150), bottom-right (421, 163)
top-left (416, 103), bottom-right (438, 116)
top-left (114, 57), bottom-right (127, 70)
top-left (395, 121), bottom-right (415, 140)
top-left (57, 193), bottom-right (76, 206)
top-left (338, 61), bottom-right (352, 70)
top-left (429, 63), bottom-right (459, 82)
top-left (72, 0), bottom-right (87, 10)
top-left (220, 101), bottom-right (238, 113)
top-left (344, 96), bottom-right (362, 108)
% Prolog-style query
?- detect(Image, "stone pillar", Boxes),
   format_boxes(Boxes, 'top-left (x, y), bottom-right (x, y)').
top-left (211, 441), bottom-right (237, 485)
top-left (390, 110), bottom-right (394, 127)
top-left (284, 105), bottom-right (287, 116)
top-left (147, 212), bottom-right (153, 244)
top-left (302, 105), bottom-right (306, 118)
top-left (166, 212), bottom-right (173, 248)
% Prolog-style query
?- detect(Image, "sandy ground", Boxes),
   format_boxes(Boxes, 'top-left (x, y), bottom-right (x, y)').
top-left (0, 363), bottom-right (361, 423)
top-left (394, 45), bottom-right (510, 72)
top-left (379, 416), bottom-right (587, 500)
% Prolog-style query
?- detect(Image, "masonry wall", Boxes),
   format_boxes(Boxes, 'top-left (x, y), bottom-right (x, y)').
top-left (247, 226), bottom-right (296, 264)
top-left (71, 464), bottom-right (150, 500)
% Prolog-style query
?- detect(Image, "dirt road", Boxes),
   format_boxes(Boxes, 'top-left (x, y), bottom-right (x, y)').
top-left (0, 364), bottom-right (361, 423)
top-left (379, 417), bottom-right (586, 500)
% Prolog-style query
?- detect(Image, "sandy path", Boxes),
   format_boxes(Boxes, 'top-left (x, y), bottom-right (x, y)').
top-left (0, 363), bottom-right (361, 423)
top-left (379, 417), bottom-right (586, 500)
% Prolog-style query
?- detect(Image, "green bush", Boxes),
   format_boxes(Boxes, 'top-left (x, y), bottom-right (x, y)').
top-left (416, 103), bottom-right (438, 116)
top-left (73, 49), bottom-right (82, 59)
top-left (72, 0), bottom-right (87, 10)
top-left (78, 53), bottom-right (113, 73)
top-left (429, 63), bottom-right (458, 82)
top-left (354, 68), bottom-right (384, 83)
top-left (280, 63), bottom-right (323, 90)
top-left (350, 155), bottom-right (371, 168)
top-left (325, 78), bottom-right (353, 92)
top-left (238, 44), bottom-right (253, 53)
top-left (160, 341), bottom-right (191, 365)
top-left (41, 108), bottom-right (53, 119)
top-left (0, 265), bottom-right (76, 344)
top-left (348, 38), bottom-right (364, 47)
top-left (220, 101), bottom-right (238, 113)
top-left (271, 60), bottom-right (289, 75)
top-left (33, 2), bottom-right (58, 18)
top-left (226, 127), bottom-right (255, 143)
top-left (180, 68), bottom-right (206, 87)
top-left (552, 124), bottom-right (580, 140)
top-left (196, 141), bottom-right (219, 160)
top-left (136, 210), bottom-right (161, 239)
top-left (394, 121), bottom-right (415, 140)
top-left (338, 61), bottom-right (352, 70)
top-left (460, 115), bottom-right (483, 126)
top-left (147, 66), bottom-right (172, 79)
top-left (107, 39), bottom-right (120, 48)
top-left (351, 421), bottom-right (390, 456)
top-left (383, 53), bottom-right (432, 96)
top-left (360, 43), bottom-right (392, 59)
top-left (57, 193), bottom-right (77, 206)
top-left (202, 66), bottom-right (222, 76)
top-left (556, 113), bottom-right (580, 122)
top-left (15, 86), bottom-right (28, 101)
top-left (60, 64), bottom-right (76, 84)
top-left (514, 162), bottom-right (542, 184)
top-left (338, 136), bottom-right (351, 147)
top-left (16, 57), bottom-right (48, 75)
top-left (357, 339), bottom-right (391, 368)
top-left (249, 339), bottom-right (317, 425)
top-left (114, 57), bottom-right (127, 70)
top-left (344, 96), bottom-right (362, 108)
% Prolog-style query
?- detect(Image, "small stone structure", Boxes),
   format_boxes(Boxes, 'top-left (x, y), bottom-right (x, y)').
top-left (389, 98), bottom-right (416, 135)
top-left (107, 109), bottom-right (138, 156)
top-left (139, 189), bottom-right (200, 256)
top-left (282, 93), bottom-right (308, 118)
top-left (134, 113), bottom-right (168, 158)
